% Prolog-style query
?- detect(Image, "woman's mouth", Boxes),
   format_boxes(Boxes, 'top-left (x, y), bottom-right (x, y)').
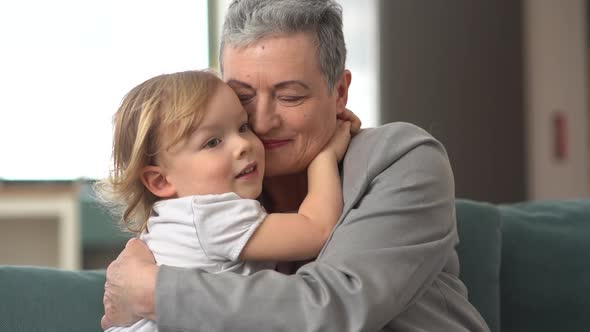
top-left (261, 139), bottom-right (291, 150)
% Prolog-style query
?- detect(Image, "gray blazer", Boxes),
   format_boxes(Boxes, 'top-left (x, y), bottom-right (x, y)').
top-left (156, 122), bottom-right (490, 332)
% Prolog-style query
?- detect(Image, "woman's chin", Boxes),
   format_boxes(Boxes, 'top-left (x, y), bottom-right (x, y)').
top-left (263, 162), bottom-right (309, 178)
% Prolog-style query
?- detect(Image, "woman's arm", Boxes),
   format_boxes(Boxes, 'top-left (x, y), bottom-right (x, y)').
top-left (239, 121), bottom-right (350, 261)
top-left (103, 125), bottom-right (476, 331)
top-left (154, 129), bottom-right (460, 331)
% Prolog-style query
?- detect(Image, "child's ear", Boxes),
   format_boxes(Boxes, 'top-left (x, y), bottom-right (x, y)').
top-left (335, 69), bottom-right (352, 116)
top-left (141, 165), bottom-right (176, 198)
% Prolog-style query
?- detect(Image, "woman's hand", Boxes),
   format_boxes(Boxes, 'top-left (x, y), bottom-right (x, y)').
top-left (337, 108), bottom-right (362, 135)
top-left (101, 238), bottom-right (159, 329)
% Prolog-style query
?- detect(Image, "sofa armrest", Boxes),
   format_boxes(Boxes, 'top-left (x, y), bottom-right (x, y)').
top-left (0, 265), bottom-right (105, 331)
top-left (498, 199), bottom-right (590, 332)
top-left (455, 199), bottom-right (502, 332)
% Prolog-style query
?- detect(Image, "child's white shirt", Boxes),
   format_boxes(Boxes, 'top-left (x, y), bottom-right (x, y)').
top-left (107, 192), bottom-right (275, 332)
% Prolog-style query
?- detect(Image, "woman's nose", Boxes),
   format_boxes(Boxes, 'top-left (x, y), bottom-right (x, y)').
top-left (249, 98), bottom-right (280, 135)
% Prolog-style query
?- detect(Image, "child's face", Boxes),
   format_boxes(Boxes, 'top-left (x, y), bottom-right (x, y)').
top-left (160, 83), bottom-right (265, 199)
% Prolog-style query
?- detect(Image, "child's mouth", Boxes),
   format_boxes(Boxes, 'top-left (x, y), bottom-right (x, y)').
top-left (236, 162), bottom-right (257, 178)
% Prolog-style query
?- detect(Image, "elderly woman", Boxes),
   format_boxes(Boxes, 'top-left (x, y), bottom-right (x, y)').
top-left (102, 0), bottom-right (490, 331)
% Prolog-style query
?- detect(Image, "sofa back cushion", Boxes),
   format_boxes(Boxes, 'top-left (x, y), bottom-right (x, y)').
top-left (499, 199), bottom-right (590, 332)
top-left (0, 266), bottom-right (105, 331)
top-left (455, 199), bottom-right (502, 332)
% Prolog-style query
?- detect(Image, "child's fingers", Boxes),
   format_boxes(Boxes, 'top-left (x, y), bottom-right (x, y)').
top-left (336, 120), bottom-right (351, 136)
top-left (343, 121), bottom-right (352, 133)
top-left (350, 119), bottom-right (361, 136)
top-left (337, 108), bottom-right (362, 135)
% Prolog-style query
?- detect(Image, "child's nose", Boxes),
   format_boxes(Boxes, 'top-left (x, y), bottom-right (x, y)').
top-left (235, 136), bottom-right (252, 159)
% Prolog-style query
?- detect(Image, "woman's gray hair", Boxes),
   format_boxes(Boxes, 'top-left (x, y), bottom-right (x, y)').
top-left (220, 0), bottom-right (347, 91)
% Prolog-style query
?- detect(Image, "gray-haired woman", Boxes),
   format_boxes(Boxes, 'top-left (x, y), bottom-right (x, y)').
top-left (102, 1), bottom-right (490, 331)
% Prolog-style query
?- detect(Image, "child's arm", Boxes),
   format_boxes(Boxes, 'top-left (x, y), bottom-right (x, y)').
top-left (240, 120), bottom-right (352, 261)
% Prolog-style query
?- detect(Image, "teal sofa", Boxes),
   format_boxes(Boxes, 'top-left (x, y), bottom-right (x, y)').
top-left (1, 199), bottom-right (589, 332)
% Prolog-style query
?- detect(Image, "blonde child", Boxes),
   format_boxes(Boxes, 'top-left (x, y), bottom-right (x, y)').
top-left (98, 70), bottom-right (351, 331)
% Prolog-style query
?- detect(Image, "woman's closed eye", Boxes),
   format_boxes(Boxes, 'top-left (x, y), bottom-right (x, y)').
top-left (204, 138), bottom-right (222, 149)
top-left (237, 94), bottom-right (254, 105)
top-left (278, 95), bottom-right (305, 106)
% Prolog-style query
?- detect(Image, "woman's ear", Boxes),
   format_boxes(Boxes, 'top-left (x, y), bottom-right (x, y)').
top-left (141, 165), bottom-right (177, 198)
top-left (335, 69), bottom-right (352, 116)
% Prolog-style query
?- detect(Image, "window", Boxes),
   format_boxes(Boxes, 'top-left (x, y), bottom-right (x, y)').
top-left (341, 0), bottom-right (379, 128)
top-left (0, 0), bottom-right (378, 180)
top-left (0, 0), bottom-right (209, 180)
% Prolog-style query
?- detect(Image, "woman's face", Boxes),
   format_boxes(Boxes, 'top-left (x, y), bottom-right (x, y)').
top-left (222, 32), bottom-right (349, 177)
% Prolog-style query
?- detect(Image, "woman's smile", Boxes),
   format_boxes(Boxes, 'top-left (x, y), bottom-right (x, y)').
top-left (261, 139), bottom-right (292, 150)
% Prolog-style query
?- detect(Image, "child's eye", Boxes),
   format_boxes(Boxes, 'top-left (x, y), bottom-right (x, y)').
top-left (239, 122), bottom-right (250, 133)
top-left (204, 138), bottom-right (222, 149)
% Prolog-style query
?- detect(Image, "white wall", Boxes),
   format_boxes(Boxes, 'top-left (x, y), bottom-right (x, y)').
top-left (525, 0), bottom-right (590, 199)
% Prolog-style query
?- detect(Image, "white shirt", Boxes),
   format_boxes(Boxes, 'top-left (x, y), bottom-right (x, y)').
top-left (107, 192), bottom-right (274, 332)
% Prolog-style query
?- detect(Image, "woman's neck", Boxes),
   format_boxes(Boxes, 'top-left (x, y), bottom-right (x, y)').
top-left (263, 171), bottom-right (308, 213)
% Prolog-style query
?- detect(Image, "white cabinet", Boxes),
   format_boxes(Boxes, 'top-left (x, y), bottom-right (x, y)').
top-left (0, 181), bottom-right (81, 270)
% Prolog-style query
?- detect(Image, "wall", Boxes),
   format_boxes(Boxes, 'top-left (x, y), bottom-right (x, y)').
top-left (378, 0), bottom-right (526, 203)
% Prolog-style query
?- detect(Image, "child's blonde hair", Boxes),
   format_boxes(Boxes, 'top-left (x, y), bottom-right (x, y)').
top-left (96, 70), bottom-right (222, 233)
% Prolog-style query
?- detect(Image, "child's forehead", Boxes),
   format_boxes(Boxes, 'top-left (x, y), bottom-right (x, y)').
top-left (197, 102), bottom-right (247, 128)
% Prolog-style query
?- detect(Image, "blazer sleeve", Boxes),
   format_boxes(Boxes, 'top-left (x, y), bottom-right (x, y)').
top-left (156, 136), bottom-right (458, 331)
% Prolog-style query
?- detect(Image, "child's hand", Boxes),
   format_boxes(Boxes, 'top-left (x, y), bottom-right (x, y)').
top-left (322, 120), bottom-right (352, 162)
top-left (337, 108), bottom-right (362, 136)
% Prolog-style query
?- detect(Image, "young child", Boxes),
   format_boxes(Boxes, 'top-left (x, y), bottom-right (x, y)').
top-left (97, 70), bottom-right (351, 331)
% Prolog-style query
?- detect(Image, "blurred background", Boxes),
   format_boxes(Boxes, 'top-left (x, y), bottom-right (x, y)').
top-left (0, 0), bottom-right (588, 270)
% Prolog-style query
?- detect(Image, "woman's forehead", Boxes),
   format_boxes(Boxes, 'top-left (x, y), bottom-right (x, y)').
top-left (222, 38), bottom-right (324, 89)
top-left (223, 33), bottom-right (318, 68)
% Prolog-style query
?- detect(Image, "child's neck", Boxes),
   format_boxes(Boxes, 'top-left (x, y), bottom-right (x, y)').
top-left (263, 172), bottom-right (307, 213)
